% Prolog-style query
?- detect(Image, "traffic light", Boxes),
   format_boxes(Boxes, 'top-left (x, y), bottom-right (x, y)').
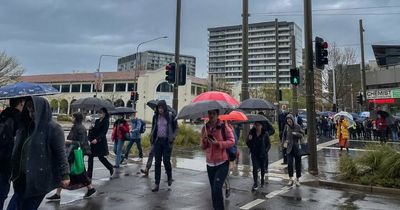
top-left (315, 36), bottom-right (328, 69)
top-left (178, 64), bottom-right (187, 86)
top-left (279, 90), bottom-right (283, 101)
top-left (165, 62), bottom-right (176, 84)
top-left (130, 91), bottom-right (139, 101)
top-left (357, 93), bottom-right (363, 105)
top-left (290, 68), bottom-right (300, 86)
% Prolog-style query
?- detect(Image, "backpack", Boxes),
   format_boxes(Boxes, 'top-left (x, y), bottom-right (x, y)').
top-left (139, 119), bottom-right (146, 134)
top-left (221, 123), bottom-right (237, 161)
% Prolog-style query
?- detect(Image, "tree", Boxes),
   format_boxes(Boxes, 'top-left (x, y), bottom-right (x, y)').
top-left (0, 51), bottom-right (24, 85)
top-left (321, 43), bottom-right (358, 111)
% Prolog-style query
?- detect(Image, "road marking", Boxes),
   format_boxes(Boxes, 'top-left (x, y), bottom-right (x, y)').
top-left (239, 199), bottom-right (265, 210)
top-left (265, 186), bottom-right (292, 199)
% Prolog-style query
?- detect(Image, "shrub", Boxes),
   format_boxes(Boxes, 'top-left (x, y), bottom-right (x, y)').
top-left (338, 154), bottom-right (357, 180)
top-left (57, 115), bottom-right (72, 122)
top-left (174, 123), bottom-right (201, 147)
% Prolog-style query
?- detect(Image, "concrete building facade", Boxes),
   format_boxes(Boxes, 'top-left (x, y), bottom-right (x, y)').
top-left (208, 21), bottom-right (302, 88)
top-left (18, 70), bottom-right (207, 122)
top-left (118, 50), bottom-right (196, 76)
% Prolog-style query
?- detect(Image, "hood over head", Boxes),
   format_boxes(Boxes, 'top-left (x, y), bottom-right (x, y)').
top-left (21, 96), bottom-right (52, 128)
top-left (156, 100), bottom-right (168, 116)
top-left (286, 113), bottom-right (295, 126)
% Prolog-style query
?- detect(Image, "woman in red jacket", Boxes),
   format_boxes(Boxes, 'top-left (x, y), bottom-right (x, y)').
top-left (112, 115), bottom-right (130, 169)
top-left (201, 109), bottom-right (235, 210)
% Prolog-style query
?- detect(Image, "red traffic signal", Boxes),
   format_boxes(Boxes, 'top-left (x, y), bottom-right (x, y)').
top-left (165, 62), bottom-right (176, 84)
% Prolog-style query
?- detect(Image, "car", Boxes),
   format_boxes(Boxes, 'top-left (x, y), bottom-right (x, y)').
top-left (85, 114), bottom-right (99, 122)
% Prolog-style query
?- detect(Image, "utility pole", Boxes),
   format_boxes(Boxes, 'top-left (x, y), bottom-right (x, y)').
top-left (241, 0), bottom-right (249, 101)
top-left (173, 0), bottom-right (181, 111)
top-left (332, 65), bottom-right (337, 112)
top-left (290, 34), bottom-right (298, 114)
top-left (359, 19), bottom-right (367, 110)
top-left (275, 18), bottom-right (280, 123)
top-left (304, 0), bottom-right (318, 175)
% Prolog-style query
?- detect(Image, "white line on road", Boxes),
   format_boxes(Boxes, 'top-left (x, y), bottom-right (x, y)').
top-left (265, 186), bottom-right (292, 199)
top-left (239, 199), bottom-right (265, 210)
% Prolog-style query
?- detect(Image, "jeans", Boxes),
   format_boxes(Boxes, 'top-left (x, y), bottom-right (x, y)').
top-left (87, 155), bottom-right (114, 179)
top-left (391, 127), bottom-right (398, 141)
top-left (7, 192), bottom-right (45, 210)
top-left (124, 138), bottom-right (143, 159)
top-left (145, 145), bottom-right (155, 170)
top-left (154, 138), bottom-right (172, 185)
top-left (207, 161), bottom-right (229, 210)
top-left (114, 140), bottom-right (124, 167)
top-left (287, 150), bottom-right (302, 178)
top-left (251, 154), bottom-right (266, 185)
top-left (0, 170), bottom-right (11, 209)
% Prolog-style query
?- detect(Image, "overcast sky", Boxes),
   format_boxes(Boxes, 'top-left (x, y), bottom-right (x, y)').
top-left (0, 0), bottom-right (399, 77)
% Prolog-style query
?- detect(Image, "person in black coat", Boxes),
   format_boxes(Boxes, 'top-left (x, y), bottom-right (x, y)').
top-left (8, 96), bottom-right (70, 210)
top-left (246, 121), bottom-right (271, 191)
top-left (87, 107), bottom-right (114, 179)
top-left (0, 97), bottom-right (25, 209)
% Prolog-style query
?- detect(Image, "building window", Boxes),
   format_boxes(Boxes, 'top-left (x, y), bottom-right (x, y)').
top-left (52, 85), bottom-right (60, 92)
top-left (104, 84), bottom-right (114, 92)
top-left (71, 84), bottom-right (80, 93)
top-left (197, 87), bottom-right (203, 95)
top-left (191, 86), bottom-right (196, 95)
top-left (82, 84), bottom-right (91, 92)
top-left (127, 83), bottom-right (136, 91)
top-left (156, 82), bottom-right (173, 92)
top-left (61, 85), bottom-right (70, 93)
top-left (116, 83), bottom-right (126, 92)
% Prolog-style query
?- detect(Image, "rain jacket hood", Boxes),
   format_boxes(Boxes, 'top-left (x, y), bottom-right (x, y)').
top-left (286, 114), bottom-right (296, 128)
top-left (156, 100), bottom-right (168, 117)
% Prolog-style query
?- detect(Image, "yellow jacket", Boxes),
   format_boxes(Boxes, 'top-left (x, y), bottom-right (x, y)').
top-left (336, 119), bottom-right (349, 139)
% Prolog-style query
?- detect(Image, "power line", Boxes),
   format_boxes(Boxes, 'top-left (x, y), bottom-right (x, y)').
top-left (252, 5), bottom-right (400, 15)
top-left (252, 12), bottom-right (400, 17)
top-left (335, 40), bottom-right (400, 47)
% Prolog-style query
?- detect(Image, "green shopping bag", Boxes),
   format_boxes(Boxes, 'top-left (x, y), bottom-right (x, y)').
top-left (70, 147), bottom-right (85, 175)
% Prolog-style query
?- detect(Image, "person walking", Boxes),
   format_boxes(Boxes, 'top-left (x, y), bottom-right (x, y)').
top-left (122, 111), bottom-right (144, 163)
top-left (281, 114), bottom-right (304, 186)
top-left (201, 109), bottom-right (234, 210)
top-left (376, 114), bottom-right (388, 143)
top-left (150, 100), bottom-right (177, 192)
top-left (87, 108), bottom-right (114, 179)
top-left (7, 96), bottom-right (70, 210)
top-left (0, 98), bottom-right (25, 209)
top-left (111, 115), bottom-right (130, 169)
top-left (46, 112), bottom-right (96, 202)
top-left (337, 116), bottom-right (350, 152)
top-left (278, 111), bottom-right (288, 165)
top-left (391, 119), bottom-right (399, 142)
top-left (246, 121), bottom-right (271, 191)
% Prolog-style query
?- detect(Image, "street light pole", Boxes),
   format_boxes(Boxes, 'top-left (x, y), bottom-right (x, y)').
top-left (96, 54), bottom-right (121, 97)
top-left (172, 0), bottom-right (181, 111)
top-left (359, 19), bottom-right (367, 110)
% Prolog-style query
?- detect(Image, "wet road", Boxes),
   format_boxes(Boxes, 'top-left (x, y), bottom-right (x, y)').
top-left (4, 133), bottom-right (400, 209)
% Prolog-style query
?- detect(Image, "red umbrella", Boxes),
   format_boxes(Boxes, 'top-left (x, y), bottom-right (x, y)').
top-left (192, 91), bottom-right (239, 106)
top-left (219, 111), bottom-right (248, 121)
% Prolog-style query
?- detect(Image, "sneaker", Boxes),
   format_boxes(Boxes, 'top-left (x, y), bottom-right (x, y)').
top-left (295, 178), bottom-right (301, 187)
top-left (251, 183), bottom-right (258, 191)
top-left (109, 168), bottom-right (114, 177)
top-left (84, 188), bottom-right (96, 198)
top-left (46, 194), bottom-right (60, 201)
top-left (140, 168), bottom-right (149, 177)
top-left (288, 178), bottom-right (294, 186)
top-left (121, 159), bottom-right (128, 165)
top-left (151, 184), bottom-right (159, 192)
top-left (260, 180), bottom-right (264, 188)
top-left (225, 188), bottom-right (231, 198)
top-left (135, 157), bottom-right (143, 161)
top-left (168, 178), bottom-right (173, 186)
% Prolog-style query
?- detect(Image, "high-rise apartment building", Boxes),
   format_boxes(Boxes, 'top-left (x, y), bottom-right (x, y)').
top-left (118, 50), bottom-right (196, 76)
top-left (208, 21), bottom-right (302, 88)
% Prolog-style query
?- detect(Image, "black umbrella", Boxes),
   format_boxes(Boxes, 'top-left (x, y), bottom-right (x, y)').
top-left (71, 97), bottom-right (114, 110)
top-left (146, 99), bottom-right (176, 114)
top-left (109, 107), bottom-right (136, 115)
top-left (244, 114), bottom-right (269, 123)
top-left (239, 98), bottom-right (276, 110)
top-left (373, 110), bottom-right (396, 125)
top-left (177, 100), bottom-right (233, 120)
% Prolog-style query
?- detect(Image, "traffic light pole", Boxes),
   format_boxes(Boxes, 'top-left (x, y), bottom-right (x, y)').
top-left (173, 0), bottom-right (181, 112)
top-left (290, 35), bottom-right (298, 114)
top-left (359, 19), bottom-right (367, 110)
top-left (304, 0), bottom-right (318, 175)
top-left (275, 18), bottom-right (280, 123)
top-left (241, 0), bottom-right (249, 102)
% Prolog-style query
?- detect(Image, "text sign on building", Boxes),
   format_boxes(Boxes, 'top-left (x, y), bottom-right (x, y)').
top-left (392, 89), bottom-right (400, 98)
top-left (366, 89), bottom-right (391, 100)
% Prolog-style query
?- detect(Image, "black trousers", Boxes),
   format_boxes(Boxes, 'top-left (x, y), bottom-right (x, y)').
top-left (207, 161), bottom-right (229, 210)
top-left (251, 154), bottom-right (266, 185)
top-left (287, 150), bottom-right (302, 178)
top-left (87, 155), bottom-right (113, 179)
top-left (154, 138), bottom-right (172, 185)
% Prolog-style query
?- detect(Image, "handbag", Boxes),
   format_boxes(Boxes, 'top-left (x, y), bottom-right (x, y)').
top-left (298, 142), bottom-right (310, 156)
top-left (70, 147), bottom-right (85, 175)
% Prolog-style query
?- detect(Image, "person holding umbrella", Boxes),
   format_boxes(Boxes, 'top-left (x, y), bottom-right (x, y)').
top-left (87, 108), bottom-right (114, 179)
top-left (337, 116), bottom-right (350, 152)
top-left (201, 109), bottom-right (235, 210)
top-left (246, 121), bottom-right (271, 191)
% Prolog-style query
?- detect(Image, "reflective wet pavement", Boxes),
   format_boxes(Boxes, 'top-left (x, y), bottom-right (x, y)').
top-left (4, 134), bottom-right (400, 209)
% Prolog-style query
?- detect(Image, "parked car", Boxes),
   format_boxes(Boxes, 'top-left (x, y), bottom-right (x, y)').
top-left (85, 114), bottom-right (99, 122)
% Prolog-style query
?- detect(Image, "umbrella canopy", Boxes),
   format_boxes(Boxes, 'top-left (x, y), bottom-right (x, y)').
top-left (320, 111), bottom-right (336, 118)
top-left (359, 111), bottom-right (370, 118)
top-left (238, 98), bottom-right (275, 110)
top-left (373, 110), bottom-right (396, 125)
top-left (71, 97), bottom-right (114, 110)
top-left (109, 107), bottom-right (136, 115)
top-left (218, 110), bottom-right (248, 122)
top-left (177, 100), bottom-right (233, 120)
top-left (192, 91), bottom-right (239, 106)
top-left (0, 82), bottom-right (59, 99)
top-left (334, 111), bottom-right (356, 126)
top-left (231, 114), bottom-right (269, 124)
top-left (146, 100), bottom-right (176, 114)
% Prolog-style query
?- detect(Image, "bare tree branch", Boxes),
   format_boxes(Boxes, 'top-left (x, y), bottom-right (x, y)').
top-left (0, 51), bottom-right (25, 85)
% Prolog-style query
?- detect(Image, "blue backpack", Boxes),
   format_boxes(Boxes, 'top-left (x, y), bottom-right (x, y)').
top-left (221, 123), bottom-right (238, 161)
top-left (139, 119), bottom-right (146, 133)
